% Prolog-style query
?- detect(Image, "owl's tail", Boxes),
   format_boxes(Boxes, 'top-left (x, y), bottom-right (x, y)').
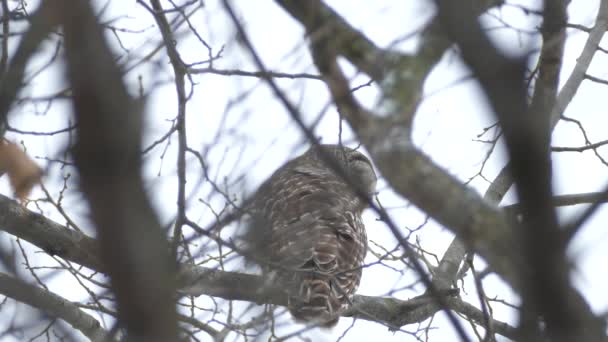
top-left (288, 274), bottom-right (343, 328)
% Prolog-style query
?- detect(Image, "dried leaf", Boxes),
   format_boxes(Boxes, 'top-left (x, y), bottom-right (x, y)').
top-left (0, 140), bottom-right (43, 201)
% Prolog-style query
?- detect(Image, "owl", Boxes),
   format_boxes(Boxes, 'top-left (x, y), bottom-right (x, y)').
top-left (246, 144), bottom-right (377, 327)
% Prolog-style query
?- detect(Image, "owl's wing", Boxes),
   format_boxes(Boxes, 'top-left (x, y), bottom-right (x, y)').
top-left (270, 212), bottom-right (319, 270)
top-left (271, 204), bottom-right (361, 275)
top-left (271, 205), bottom-right (364, 325)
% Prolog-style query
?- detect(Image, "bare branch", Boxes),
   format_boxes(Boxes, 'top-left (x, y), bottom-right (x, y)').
top-left (550, 1), bottom-right (608, 126)
top-left (434, 0), bottom-right (608, 297)
top-left (141, 0), bottom-right (189, 263)
top-left (188, 67), bottom-right (322, 80)
top-left (563, 182), bottom-right (608, 243)
top-left (552, 139), bottom-right (608, 152)
top-left (503, 191), bottom-right (608, 214)
top-left (435, 0), bottom-right (606, 340)
top-left (0, 272), bottom-right (113, 342)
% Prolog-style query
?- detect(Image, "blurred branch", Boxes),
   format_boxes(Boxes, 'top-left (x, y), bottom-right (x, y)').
top-left (275, 0), bottom-right (425, 129)
top-left (435, 0), bottom-right (606, 340)
top-left (437, 0), bottom-right (591, 292)
top-left (276, 0), bottom-right (502, 129)
top-left (433, 0), bottom-right (608, 296)
top-left (1, 0), bottom-right (9, 76)
top-left (187, 67), bottom-right (322, 80)
top-left (276, 0), bottom-right (397, 82)
top-left (58, 0), bottom-right (177, 340)
top-left (0, 1), bottom-right (56, 136)
top-left (0, 194), bottom-right (517, 339)
top-left (550, 0), bottom-right (608, 127)
top-left (483, 0), bottom-right (608, 204)
top-left (502, 191), bottom-right (608, 215)
top-left (0, 272), bottom-right (114, 342)
top-left (563, 182), bottom-right (608, 243)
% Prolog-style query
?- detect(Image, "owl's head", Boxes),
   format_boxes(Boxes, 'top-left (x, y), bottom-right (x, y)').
top-left (305, 144), bottom-right (377, 196)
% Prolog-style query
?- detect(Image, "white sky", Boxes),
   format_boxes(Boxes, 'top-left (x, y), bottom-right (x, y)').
top-left (1, 0), bottom-right (607, 341)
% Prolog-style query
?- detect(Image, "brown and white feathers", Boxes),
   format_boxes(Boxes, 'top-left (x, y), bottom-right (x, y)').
top-left (246, 144), bottom-right (377, 327)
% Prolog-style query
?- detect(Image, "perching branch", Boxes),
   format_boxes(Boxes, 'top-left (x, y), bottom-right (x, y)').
top-left (0, 193), bottom-right (517, 339)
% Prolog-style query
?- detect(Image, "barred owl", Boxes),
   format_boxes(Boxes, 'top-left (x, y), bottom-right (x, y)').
top-left (246, 144), bottom-right (377, 327)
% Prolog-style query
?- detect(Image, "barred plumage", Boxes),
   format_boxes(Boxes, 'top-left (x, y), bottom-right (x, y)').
top-left (247, 144), bottom-right (376, 327)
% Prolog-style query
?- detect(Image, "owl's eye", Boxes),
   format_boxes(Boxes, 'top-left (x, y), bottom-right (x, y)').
top-left (298, 190), bottom-right (313, 198)
top-left (348, 153), bottom-right (370, 165)
top-left (336, 231), bottom-right (354, 241)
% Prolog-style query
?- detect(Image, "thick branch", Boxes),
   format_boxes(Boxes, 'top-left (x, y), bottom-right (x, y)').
top-left (276, 0), bottom-right (502, 130)
top-left (0, 272), bottom-right (112, 342)
top-left (435, 0), bottom-right (572, 286)
top-left (275, 0), bottom-right (395, 82)
top-left (59, 0), bottom-right (177, 339)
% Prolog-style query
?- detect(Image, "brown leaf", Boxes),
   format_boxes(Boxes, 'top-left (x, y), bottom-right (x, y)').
top-left (0, 140), bottom-right (43, 201)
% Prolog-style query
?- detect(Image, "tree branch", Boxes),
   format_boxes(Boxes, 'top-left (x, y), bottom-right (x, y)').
top-left (552, 139), bottom-right (608, 152)
top-left (550, 0), bottom-right (608, 127)
top-left (0, 272), bottom-right (113, 342)
top-left (0, 194), bottom-right (517, 339)
top-left (435, 0), bottom-right (606, 340)
top-left (502, 191), bottom-right (608, 214)
top-left (276, 0), bottom-right (503, 130)
top-left (433, 0), bottom-right (608, 296)
top-left (187, 67), bottom-right (322, 80)
top-left (0, 1), bottom-right (56, 136)
top-left (58, 0), bottom-right (177, 339)
top-left (141, 0), bottom-right (190, 262)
